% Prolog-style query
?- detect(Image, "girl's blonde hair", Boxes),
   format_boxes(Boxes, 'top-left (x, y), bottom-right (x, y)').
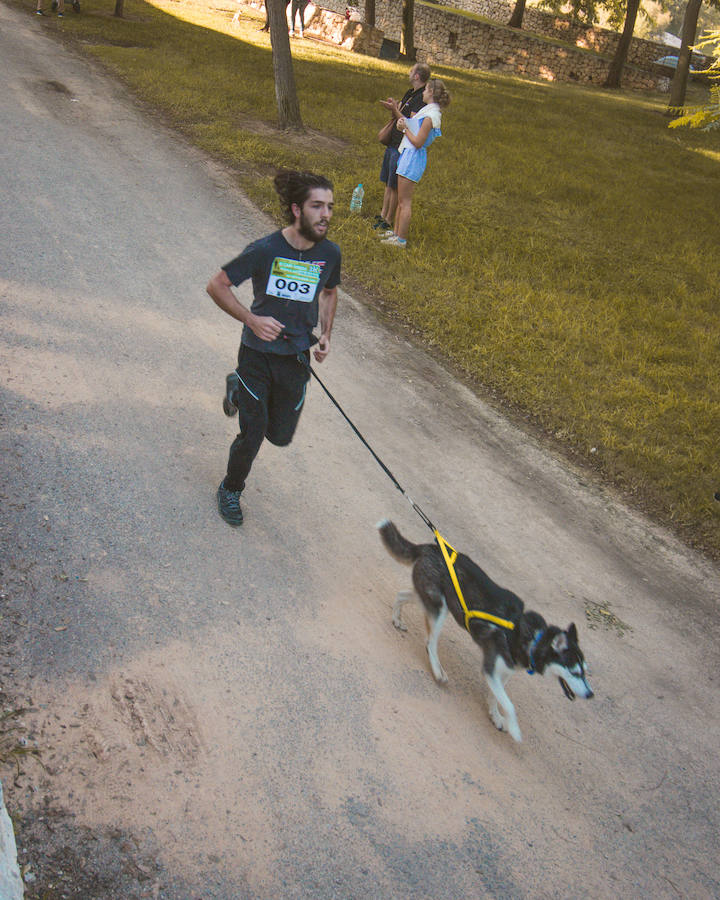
top-left (427, 78), bottom-right (451, 108)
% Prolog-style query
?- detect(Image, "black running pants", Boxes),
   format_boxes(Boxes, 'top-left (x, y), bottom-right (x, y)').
top-left (224, 346), bottom-right (310, 493)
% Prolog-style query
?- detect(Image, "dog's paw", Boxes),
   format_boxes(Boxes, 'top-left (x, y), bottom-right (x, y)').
top-left (490, 708), bottom-right (521, 741)
top-left (425, 644), bottom-right (448, 683)
top-left (392, 615), bottom-right (407, 632)
top-left (427, 656), bottom-right (448, 684)
top-left (490, 706), bottom-right (506, 732)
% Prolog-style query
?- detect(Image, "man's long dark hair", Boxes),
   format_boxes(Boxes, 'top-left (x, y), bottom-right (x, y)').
top-left (274, 170), bottom-right (333, 223)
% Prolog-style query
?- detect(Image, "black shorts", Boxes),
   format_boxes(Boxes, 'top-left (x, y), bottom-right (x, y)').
top-left (380, 145), bottom-right (401, 189)
top-left (235, 344), bottom-right (310, 446)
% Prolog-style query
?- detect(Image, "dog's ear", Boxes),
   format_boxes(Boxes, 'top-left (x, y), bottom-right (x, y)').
top-left (567, 622), bottom-right (578, 643)
top-left (551, 631), bottom-right (568, 653)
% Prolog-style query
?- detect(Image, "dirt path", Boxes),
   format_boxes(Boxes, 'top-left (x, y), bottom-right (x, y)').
top-left (2, 4), bottom-right (719, 897)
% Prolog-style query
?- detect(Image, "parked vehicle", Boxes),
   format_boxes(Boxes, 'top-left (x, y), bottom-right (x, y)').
top-left (654, 54), bottom-right (704, 74)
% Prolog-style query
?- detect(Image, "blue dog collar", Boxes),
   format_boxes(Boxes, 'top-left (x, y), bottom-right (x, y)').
top-left (527, 630), bottom-right (544, 675)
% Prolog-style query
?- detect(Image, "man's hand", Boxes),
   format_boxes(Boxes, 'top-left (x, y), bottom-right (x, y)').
top-left (316, 286), bottom-right (337, 363)
top-left (313, 334), bottom-right (330, 363)
top-left (380, 97), bottom-right (401, 117)
top-left (249, 313), bottom-right (285, 342)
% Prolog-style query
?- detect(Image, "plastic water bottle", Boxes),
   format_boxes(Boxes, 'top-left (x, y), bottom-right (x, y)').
top-left (350, 183), bottom-right (364, 212)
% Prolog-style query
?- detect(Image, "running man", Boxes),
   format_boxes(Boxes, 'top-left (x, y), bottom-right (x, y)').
top-left (206, 170), bottom-right (341, 526)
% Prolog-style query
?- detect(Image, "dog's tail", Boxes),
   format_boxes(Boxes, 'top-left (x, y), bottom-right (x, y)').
top-left (377, 519), bottom-right (424, 564)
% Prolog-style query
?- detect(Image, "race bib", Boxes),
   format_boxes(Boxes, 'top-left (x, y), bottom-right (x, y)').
top-left (266, 257), bottom-right (321, 302)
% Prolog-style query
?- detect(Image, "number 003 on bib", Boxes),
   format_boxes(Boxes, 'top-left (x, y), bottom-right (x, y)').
top-left (266, 257), bottom-right (321, 303)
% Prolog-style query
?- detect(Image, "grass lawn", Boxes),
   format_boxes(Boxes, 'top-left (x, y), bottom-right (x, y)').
top-left (21, 0), bottom-right (720, 555)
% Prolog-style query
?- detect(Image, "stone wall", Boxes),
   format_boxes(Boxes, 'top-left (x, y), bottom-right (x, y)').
top-left (305, 5), bottom-right (384, 54)
top-left (238, 0), bottom-right (671, 90)
top-left (237, 0), bottom-right (383, 55)
top-left (319, 0), bottom-right (354, 16)
top-left (427, 0), bottom-right (706, 68)
top-left (373, 0), bottom-right (669, 90)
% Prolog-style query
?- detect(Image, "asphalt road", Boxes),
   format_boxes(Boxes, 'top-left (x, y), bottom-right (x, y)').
top-left (2, 3), bottom-right (719, 897)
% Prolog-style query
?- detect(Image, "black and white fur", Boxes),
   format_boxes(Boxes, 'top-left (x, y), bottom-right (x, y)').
top-left (378, 520), bottom-right (593, 742)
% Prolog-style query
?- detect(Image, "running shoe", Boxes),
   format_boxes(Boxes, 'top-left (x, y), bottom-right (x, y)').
top-left (217, 481), bottom-right (243, 526)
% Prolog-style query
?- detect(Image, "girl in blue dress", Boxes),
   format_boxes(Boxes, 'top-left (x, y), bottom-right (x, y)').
top-left (382, 78), bottom-right (450, 247)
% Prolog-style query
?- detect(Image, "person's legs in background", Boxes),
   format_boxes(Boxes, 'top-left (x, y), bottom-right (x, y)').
top-left (290, 0), bottom-right (305, 36)
top-left (394, 175), bottom-right (415, 239)
top-left (377, 146), bottom-right (399, 230)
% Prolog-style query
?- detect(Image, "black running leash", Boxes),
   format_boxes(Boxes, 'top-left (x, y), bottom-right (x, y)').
top-left (299, 356), bottom-right (515, 633)
top-left (299, 357), bottom-right (436, 533)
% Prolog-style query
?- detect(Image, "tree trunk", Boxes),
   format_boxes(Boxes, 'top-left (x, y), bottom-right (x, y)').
top-left (268, 0), bottom-right (304, 131)
top-left (114, 0), bottom-right (124, 17)
top-left (603, 0), bottom-right (641, 88)
top-left (667, 0), bottom-right (703, 114)
top-left (365, 0), bottom-right (375, 27)
top-left (400, 0), bottom-right (416, 61)
top-left (507, 0), bottom-right (526, 29)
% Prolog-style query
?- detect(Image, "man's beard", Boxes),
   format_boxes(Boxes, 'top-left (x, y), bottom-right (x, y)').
top-left (298, 210), bottom-right (328, 244)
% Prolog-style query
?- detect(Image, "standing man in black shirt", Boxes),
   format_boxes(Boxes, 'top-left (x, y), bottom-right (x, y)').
top-left (206, 171), bottom-right (341, 526)
top-left (374, 63), bottom-right (430, 233)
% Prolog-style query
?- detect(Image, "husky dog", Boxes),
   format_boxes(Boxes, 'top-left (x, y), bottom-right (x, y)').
top-left (378, 520), bottom-right (593, 742)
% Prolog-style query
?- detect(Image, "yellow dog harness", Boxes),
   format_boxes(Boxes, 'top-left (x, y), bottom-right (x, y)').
top-left (434, 530), bottom-right (515, 633)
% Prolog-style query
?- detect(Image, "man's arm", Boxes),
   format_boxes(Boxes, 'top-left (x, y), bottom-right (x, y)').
top-left (206, 269), bottom-right (285, 343)
top-left (314, 286), bottom-right (338, 363)
top-left (380, 97), bottom-right (401, 119)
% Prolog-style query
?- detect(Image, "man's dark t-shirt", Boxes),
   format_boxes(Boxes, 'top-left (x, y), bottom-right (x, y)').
top-left (388, 86), bottom-right (426, 150)
top-left (222, 230), bottom-right (342, 355)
